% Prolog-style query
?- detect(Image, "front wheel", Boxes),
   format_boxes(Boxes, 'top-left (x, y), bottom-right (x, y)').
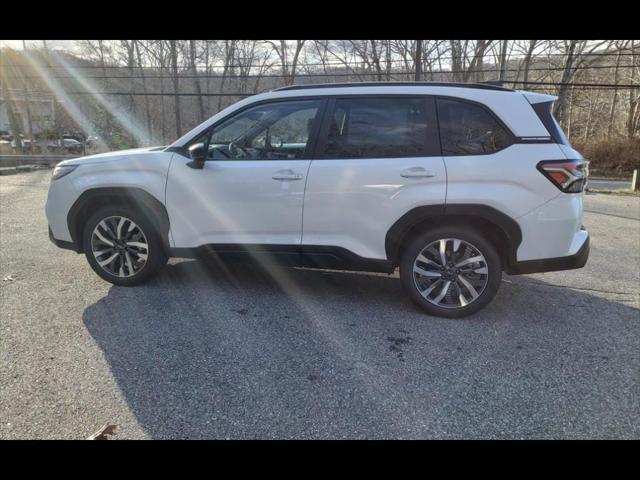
top-left (399, 226), bottom-right (502, 318)
top-left (82, 206), bottom-right (167, 286)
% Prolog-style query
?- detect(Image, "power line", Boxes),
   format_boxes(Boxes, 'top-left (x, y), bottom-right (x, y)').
top-left (17, 81), bottom-right (639, 98)
top-left (3, 50), bottom-right (639, 71)
top-left (5, 62), bottom-right (639, 81)
top-left (511, 80), bottom-right (640, 88)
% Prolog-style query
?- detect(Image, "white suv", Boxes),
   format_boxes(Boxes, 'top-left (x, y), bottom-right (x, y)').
top-left (46, 82), bottom-right (589, 317)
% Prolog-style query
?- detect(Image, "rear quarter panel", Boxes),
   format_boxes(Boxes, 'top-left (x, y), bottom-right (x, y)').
top-left (444, 143), bottom-right (577, 261)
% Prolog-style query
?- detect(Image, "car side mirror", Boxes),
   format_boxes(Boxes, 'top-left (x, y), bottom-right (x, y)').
top-left (187, 143), bottom-right (206, 169)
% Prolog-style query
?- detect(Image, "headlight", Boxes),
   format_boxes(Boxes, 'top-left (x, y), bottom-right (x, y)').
top-left (51, 164), bottom-right (78, 180)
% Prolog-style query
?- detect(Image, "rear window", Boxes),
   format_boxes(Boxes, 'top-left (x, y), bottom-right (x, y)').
top-left (531, 101), bottom-right (571, 146)
top-left (437, 98), bottom-right (513, 156)
top-left (321, 97), bottom-right (440, 159)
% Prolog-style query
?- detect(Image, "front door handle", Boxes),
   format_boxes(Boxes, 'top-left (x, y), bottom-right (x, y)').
top-left (400, 167), bottom-right (437, 179)
top-left (272, 169), bottom-right (303, 181)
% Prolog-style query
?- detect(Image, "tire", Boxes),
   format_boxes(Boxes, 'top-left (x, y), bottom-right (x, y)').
top-left (399, 225), bottom-right (502, 318)
top-left (82, 205), bottom-right (167, 286)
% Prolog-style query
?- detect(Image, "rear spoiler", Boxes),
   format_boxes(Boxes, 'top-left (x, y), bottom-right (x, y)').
top-left (519, 91), bottom-right (558, 104)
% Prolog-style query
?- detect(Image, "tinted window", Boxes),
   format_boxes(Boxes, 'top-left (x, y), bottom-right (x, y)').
top-left (199, 99), bottom-right (321, 160)
top-left (532, 101), bottom-right (570, 145)
top-left (437, 98), bottom-right (512, 155)
top-left (321, 97), bottom-right (439, 159)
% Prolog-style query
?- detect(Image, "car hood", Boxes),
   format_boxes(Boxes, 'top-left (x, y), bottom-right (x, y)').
top-left (58, 146), bottom-right (168, 166)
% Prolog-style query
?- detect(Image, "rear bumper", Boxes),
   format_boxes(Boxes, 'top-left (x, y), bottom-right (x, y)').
top-left (506, 231), bottom-right (589, 275)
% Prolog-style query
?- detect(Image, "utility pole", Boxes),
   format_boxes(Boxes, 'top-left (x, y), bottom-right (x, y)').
top-left (0, 48), bottom-right (25, 153)
top-left (415, 40), bottom-right (423, 81)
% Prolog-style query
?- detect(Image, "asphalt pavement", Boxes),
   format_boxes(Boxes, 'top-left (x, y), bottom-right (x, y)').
top-left (1, 171), bottom-right (638, 439)
top-left (588, 178), bottom-right (633, 191)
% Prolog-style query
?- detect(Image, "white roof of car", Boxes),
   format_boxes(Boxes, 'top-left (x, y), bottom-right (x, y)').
top-left (172, 82), bottom-right (553, 147)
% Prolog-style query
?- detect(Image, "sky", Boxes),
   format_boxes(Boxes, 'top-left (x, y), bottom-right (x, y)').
top-left (0, 40), bottom-right (80, 52)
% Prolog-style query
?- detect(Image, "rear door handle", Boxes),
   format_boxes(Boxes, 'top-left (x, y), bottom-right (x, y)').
top-left (400, 167), bottom-right (437, 178)
top-left (272, 169), bottom-right (303, 181)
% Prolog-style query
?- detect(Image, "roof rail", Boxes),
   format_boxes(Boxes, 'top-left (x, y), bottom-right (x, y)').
top-left (274, 81), bottom-right (514, 92)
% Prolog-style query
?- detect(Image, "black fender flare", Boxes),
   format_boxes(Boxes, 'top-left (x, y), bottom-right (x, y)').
top-left (67, 187), bottom-right (171, 254)
top-left (384, 204), bottom-right (522, 271)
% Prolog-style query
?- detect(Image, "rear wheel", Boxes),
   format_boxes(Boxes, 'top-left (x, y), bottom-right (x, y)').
top-left (399, 226), bottom-right (502, 318)
top-left (82, 206), bottom-right (167, 286)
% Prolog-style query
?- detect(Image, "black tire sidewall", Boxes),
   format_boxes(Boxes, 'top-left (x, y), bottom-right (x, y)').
top-left (82, 205), bottom-right (166, 286)
top-left (400, 225), bottom-right (502, 318)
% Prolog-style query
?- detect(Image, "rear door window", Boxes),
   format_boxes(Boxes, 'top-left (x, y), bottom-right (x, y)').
top-left (437, 98), bottom-right (513, 155)
top-left (320, 97), bottom-right (440, 158)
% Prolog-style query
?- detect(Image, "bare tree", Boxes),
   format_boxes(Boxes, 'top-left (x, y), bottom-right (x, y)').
top-left (189, 40), bottom-right (205, 123)
top-left (217, 40), bottom-right (236, 112)
top-left (264, 40), bottom-right (306, 85)
top-left (20, 41), bottom-right (35, 151)
top-left (553, 40), bottom-right (611, 124)
top-left (449, 40), bottom-right (493, 82)
top-left (606, 40), bottom-right (628, 138)
top-left (133, 40), bottom-right (153, 144)
top-left (627, 40), bottom-right (640, 138)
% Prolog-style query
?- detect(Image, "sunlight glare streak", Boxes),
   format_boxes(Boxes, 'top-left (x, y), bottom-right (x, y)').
top-left (51, 52), bottom-right (150, 147)
top-left (21, 50), bottom-right (109, 151)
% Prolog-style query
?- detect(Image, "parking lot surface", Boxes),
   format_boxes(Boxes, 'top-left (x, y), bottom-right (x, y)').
top-left (1, 171), bottom-right (638, 439)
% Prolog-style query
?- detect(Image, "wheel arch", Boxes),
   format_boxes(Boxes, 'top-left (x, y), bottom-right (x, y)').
top-left (385, 204), bottom-right (522, 272)
top-left (67, 187), bottom-right (171, 255)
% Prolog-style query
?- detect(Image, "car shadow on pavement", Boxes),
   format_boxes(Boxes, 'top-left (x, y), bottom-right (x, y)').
top-left (82, 259), bottom-right (640, 439)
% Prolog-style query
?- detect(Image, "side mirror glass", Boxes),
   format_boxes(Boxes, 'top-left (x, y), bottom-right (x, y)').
top-left (187, 142), bottom-right (206, 169)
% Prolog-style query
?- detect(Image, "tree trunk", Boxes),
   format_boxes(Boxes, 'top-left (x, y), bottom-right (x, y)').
top-left (566, 87), bottom-right (574, 141)
top-left (628, 40), bottom-right (639, 138)
top-left (584, 89), bottom-right (601, 143)
top-left (134, 40), bottom-right (153, 145)
top-left (288, 40), bottom-right (305, 85)
top-left (189, 40), bottom-right (205, 123)
top-left (217, 40), bottom-right (236, 112)
top-left (498, 40), bottom-right (508, 82)
top-left (0, 50), bottom-right (24, 153)
top-left (415, 40), bottom-right (423, 81)
top-left (169, 40), bottom-right (182, 139)
top-left (554, 40), bottom-right (578, 124)
top-left (20, 41), bottom-right (35, 152)
top-left (522, 40), bottom-right (536, 84)
top-left (369, 40), bottom-right (383, 81)
top-left (606, 45), bottom-right (624, 139)
top-left (98, 41), bottom-right (111, 146)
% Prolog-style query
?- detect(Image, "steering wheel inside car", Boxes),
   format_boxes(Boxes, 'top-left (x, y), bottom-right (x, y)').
top-left (228, 141), bottom-right (250, 159)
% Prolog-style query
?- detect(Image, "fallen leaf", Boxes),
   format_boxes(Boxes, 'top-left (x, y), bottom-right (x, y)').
top-left (87, 424), bottom-right (117, 440)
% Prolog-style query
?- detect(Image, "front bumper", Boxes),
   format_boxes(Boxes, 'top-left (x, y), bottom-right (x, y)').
top-left (48, 226), bottom-right (79, 252)
top-left (506, 231), bottom-right (589, 275)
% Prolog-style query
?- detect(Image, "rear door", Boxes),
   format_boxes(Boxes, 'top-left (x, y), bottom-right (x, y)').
top-left (302, 95), bottom-right (446, 260)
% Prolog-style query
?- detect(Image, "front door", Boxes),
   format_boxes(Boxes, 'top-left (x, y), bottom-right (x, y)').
top-left (166, 98), bottom-right (323, 248)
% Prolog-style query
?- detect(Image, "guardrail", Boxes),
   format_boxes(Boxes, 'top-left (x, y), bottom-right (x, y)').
top-left (0, 155), bottom-right (79, 167)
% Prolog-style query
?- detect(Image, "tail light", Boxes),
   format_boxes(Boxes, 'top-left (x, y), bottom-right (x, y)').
top-left (537, 159), bottom-right (589, 193)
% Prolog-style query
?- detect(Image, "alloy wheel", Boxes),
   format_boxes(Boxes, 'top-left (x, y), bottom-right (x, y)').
top-left (91, 216), bottom-right (149, 278)
top-left (412, 238), bottom-right (489, 309)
